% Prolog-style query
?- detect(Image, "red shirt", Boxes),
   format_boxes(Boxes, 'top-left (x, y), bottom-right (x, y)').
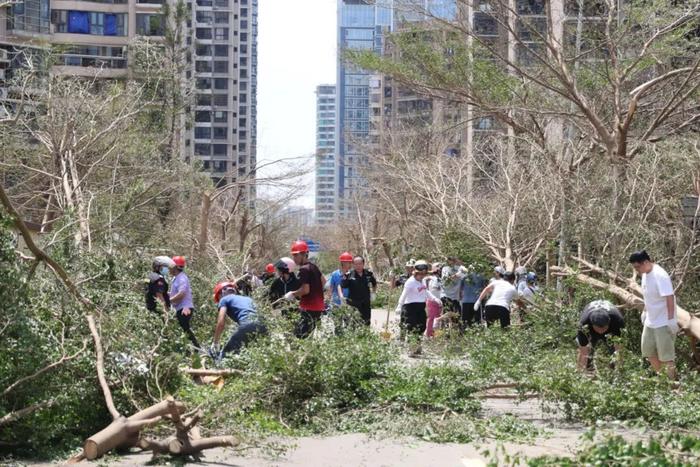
top-left (298, 262), bottom-right (325, 312)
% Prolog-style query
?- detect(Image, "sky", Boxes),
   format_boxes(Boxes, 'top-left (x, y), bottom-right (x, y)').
top-left (256, 0), bottom-right (337, 209)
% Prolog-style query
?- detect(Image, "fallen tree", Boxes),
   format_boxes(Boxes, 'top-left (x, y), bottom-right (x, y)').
top-left (552, 257), bottom-right (700, 362)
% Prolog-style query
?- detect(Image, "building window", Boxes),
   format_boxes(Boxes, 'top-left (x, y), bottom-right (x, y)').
top-left (196, 78), bottom-right (211, 89)
top-left (196, 60), bottom-right (212, 72)
top-left (196, 11), bottom-right (213, 23)
top-left (213, 94), bottom-right (228, 105)
top-left (213, 111), bottom-right (227, 122)
top-left (240, 32), bottom-right (247, 42)
top-left (214, 60), bottom-right (228, 73)
top-left (212, 144), bottom-right (227, 155)
top-left (214, 0), bottom-right (228, 6)
top-left (194, 127), bottom-right (211, 138)
top-left (214, 45), bottom-right (228, 56)
top-left (197, 94), bottom-right (211, 106)
top-left (238, 130), bottom-right (247, 138)
top-left (240, 20), bottom-right (248, 29)
top-left (239, 57), bottom-right (247, 67)
top-left (195, 144), bottom-right (211, 155)
top-left (238, 142), bottom-right (246, 151)
top-left (214, 12), bottom-right (229, 24)
top-left (213, 127), bottom-right (227, 139)
top-left (239, 82), bottom-right (247, 91)
top-left (214, 78), bottom-right (228, 89)
top-left (239, 44), bottom-right (247, 54)
top-left (196, 28), bottom-right (212, 39)
top-left (196, 44), bottom-right (212, 55)
top-left (214, 28), bottom-right (228, 40)
top-left (136, 13), bottom-right (164, 36)
top-left (195, 111), bottom-right (211, 123)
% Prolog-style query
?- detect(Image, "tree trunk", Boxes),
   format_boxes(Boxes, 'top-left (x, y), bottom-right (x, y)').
top-left (197, 192), bottom-right (211, 256)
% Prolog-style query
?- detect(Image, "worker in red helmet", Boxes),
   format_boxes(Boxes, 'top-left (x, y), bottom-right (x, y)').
top-left (258, 263), bottom-right (276, 285)
top-left (283, 240), bottom-right (326, 338)
top-left (168, 256), bottom-right (201, 351)
top-left (328, 252), bottom-right (353, 308)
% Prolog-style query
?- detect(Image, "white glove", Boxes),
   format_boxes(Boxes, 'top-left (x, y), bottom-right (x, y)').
top-left (284, 291), bottom-right (296, 301)
top-left (395, 306), bottom-right (402, 314)
top-left (668, 318), bottom-right (680, 335)
top-left (370, 293), bottom-right (376, 302)
top-left (473, 300), bottom-right (481, 311)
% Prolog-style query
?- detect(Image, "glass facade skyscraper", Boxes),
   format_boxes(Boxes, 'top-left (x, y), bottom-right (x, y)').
top-left (336, 0), bottom-right (392, 217)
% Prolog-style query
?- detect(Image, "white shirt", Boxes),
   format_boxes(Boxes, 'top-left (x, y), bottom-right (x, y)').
top-left (641, 264), bottom-right (675, 328)
top-left (486, 279), bottom-right (517, 309)
top-left (424, 275), bottom-right (443, 304)
top-left (396, 276), bottom-right (428, 309)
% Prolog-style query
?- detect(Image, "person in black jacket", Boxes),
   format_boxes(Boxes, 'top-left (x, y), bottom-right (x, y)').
top-left (269, 258), bottom-right (301, 310)
top-left (342, 256), bottom-right (377, 326)
top-left (145, 256), bottom-right (174, 316)
top-left (576, 300), bottom-right (625, 371)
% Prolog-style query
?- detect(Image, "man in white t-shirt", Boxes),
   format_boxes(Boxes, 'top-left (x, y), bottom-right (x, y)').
top-left (629, 250), bottom-right (678, 379)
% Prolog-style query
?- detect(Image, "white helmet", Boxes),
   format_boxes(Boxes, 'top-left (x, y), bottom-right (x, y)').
top-left (515, 266), bottom-right (527, 276)
top-left (494, 266), bottom-right (506, 276)
top-left (279, 256), bottom-right (296, 273)
top-left (414, 260), bottom-right (429, 272)
top-left (153, 256), bottom-right (175, 268)
top-left (405, 258), bottom-right (416, 268)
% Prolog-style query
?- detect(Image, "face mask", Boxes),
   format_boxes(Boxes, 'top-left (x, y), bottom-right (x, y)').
top-left (160, 267), bottom-right (169, 277)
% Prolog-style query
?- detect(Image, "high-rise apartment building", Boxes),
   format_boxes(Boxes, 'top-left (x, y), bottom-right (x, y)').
top-left (315, 84), bottom-right (336, 225)
top-left (0, 0), bottom-right (257, 200)
top-left (188, 0), bottom-right (257, 198)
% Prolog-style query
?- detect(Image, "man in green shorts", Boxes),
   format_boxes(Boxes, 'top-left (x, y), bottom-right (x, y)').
top-left (629, 250), bottom-right (679, 379)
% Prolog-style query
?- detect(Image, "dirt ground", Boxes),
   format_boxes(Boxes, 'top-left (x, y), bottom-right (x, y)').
top-left (28, 308), bottom-right (630, 466)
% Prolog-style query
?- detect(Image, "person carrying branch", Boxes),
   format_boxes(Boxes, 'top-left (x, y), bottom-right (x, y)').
top-left (268, 257), bottom-right (300, 309)
top-left (630, 250), bottom-right (679, 379)
top-left (576, 300), bottom-right (625, 371)
top-left (210, 281), bottom-right (267, 365)
top-left (169, 256), bottom-right (201, 351)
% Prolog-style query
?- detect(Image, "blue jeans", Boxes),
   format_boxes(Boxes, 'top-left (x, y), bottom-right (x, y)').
top-left (223, 320), bottom-right (267, 356)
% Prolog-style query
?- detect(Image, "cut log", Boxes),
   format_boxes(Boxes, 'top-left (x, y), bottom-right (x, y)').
top-left (182, 368), bottom-right (243, 377)
top-left (168, 436), bottom-right (239, 455)
top-left (83, 398), bottom-right (184, 460)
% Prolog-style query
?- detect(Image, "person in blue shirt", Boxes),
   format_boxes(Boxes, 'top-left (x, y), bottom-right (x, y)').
top-left (328, 251), bottom-right (353, 307)
top-left (210, 281), bottom-right (267, 364)
top-left (459, 268), bottom-right (487, 328)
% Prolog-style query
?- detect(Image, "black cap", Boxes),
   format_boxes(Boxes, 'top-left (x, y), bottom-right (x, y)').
top-left (590, 310), bottom-right (611, 327)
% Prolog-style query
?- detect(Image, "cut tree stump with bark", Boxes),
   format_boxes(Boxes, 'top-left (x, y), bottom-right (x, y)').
top-left (81, 314), bottom-right (239, 461)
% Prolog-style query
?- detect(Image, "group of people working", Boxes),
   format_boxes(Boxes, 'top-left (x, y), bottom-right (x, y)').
top-left (392, 257), bottom-right (539, 339)
top-left (145, 244), bottom-right (681, 377)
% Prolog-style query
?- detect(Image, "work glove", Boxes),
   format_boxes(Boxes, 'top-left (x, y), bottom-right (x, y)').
top-left (370, 292), bottom-right (376, 302)
top-left (473, 300), bottom-right (481, 311)
top-left (667, 318), bottom-right (680, 335)
top-left (284, 291), bottom-right (296, 301)
top-left (208, 343), bottom-right (220, 359)
top-left (395, 305), bottom-right (402, 314)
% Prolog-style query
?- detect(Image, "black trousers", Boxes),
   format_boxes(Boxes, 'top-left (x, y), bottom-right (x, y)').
top-left (443, 298), bottom-right (462, 314)
top-left (460, 302), bottom-right (481, 327)
top-left (223, 321), bottom-right (267, 356)
top-left (401, 302), bottom-right (427, 335)
top-left (350, 300), bottom-right (372, 326)
top-left (295, 310), bottom-right (322, 339)
top-left (175, 308), bottom-right (201, 349)
top-left (484, 305), bottom-right (510, 329)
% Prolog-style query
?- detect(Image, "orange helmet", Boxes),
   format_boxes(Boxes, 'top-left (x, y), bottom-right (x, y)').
top-left (339, 252), bottom-right (353, 262)
top-left (290, 240), bottom-right (309, 254)
top-left (265, 263), bottom-right (275, 274)
top-left (172, 256), bottom-right (186, 268)
top-left (213, 281), bottom-right (236, 303)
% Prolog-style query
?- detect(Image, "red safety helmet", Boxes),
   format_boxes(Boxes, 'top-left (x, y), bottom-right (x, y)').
top-left (265, 263), bottom-right (275, 274)
top-left (290, 240), bottom-right (309, 254)
top-left (172, 256), bottom-right (186, 268)
top-left (213, 281), bottom-right (236, 303)
top-left (339, 252), bottom-right (353, 262)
